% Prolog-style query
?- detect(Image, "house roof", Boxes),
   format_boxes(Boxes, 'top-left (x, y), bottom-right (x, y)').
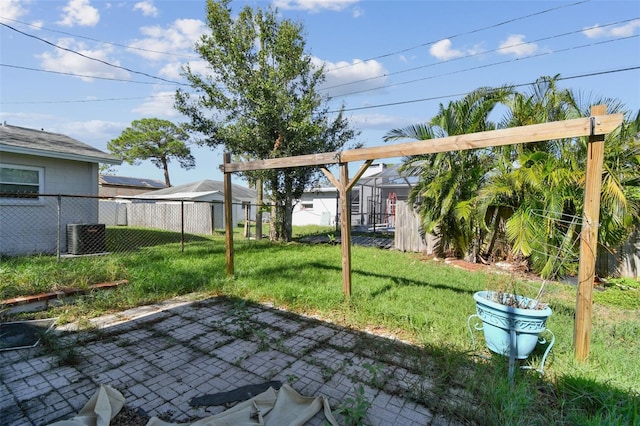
top-left (0, 124), bottom-right (121, 165)
top-left (356, 164), bottom-right (418, 187)
top-left (136, 179), bottom-right (257, 203)
top-left (100, 175), bottom-right (166, 189)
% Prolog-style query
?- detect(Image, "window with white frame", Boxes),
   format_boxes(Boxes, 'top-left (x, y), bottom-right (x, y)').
top-left (0, 164), bottom-right (43, 198)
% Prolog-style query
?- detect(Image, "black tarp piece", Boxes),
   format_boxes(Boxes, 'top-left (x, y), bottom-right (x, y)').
top-left (190, 380), bottom-right (283, 406)
top-left (0, 318), bottom-right (56, 351)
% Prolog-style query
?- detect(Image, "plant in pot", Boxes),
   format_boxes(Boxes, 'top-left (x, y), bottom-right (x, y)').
top-left (468, 278), bottom-right (555, 377)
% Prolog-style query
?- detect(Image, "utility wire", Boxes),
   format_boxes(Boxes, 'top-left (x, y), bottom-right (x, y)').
top-left (0, 22), bottom-right (189, 86)
top-left (0, 16), bottom-right (200, 59)
top-left (332, 35), bottom-right (639, 98)
top-left (324, 0), bottom-right (591, 73)
top-left (330, 66), bottom-right (640, 113)
top-left (4, 66), bottom-right (636, 108)
top-left (321, 17), bottom-right (639, 92)
top-left (0, 64), bottom-right (176, 85)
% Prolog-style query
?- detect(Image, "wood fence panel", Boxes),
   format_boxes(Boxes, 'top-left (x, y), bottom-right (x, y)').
top-left (394, 201), bottom-right (436, 254)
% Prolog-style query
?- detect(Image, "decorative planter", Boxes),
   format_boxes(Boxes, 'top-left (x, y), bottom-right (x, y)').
top-left (469, 290), bottom-right (555, 376)
top-left (473, 290), bottom-right (552, 358)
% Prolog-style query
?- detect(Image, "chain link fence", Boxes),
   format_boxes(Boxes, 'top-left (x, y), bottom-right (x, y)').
top-left (0, 194), bottom-right (261, 260)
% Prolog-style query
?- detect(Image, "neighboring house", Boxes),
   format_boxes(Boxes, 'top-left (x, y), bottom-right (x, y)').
top-left (99, 175), bottom-right (166, 197)
top-left (293, 163), bottom-right (417, 230)
top-left (0, 123), bottom-right (121, 255)
top-left (101, 179), bottom-right (258, 233)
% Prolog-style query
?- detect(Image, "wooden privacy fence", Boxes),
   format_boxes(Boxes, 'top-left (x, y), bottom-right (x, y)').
top-left (221, 105), bottom-right (623, 361)
top-left (394, 201), bottom-right (436, 254)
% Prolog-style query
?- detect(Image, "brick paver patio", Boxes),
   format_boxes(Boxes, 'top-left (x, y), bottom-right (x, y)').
top-left (1, 296), bottom-right (460, 425)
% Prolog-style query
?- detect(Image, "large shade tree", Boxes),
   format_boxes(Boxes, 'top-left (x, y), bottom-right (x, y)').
top-left (175, 0), bottom-right (358, 241)
top-left (108, 118), bottom-right (194, 187)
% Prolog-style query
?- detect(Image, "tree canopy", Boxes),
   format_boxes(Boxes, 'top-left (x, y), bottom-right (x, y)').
top-left (108, 118), bottom-right (194, 187)
top-left (175, 0), bottom-right (358, 241)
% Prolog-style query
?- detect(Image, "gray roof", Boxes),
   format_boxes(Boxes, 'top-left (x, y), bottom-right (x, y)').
top-left (357, 164), bottom-right (418, 187)
top-left (0, 124), bottom-right (121, 165)
top-left (100, 175), bottom-right (166, 189)
top-left (141, 179), bottom-right (257, 203)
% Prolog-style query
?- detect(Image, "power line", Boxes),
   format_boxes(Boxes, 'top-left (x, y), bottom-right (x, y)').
top-left (321, 17), bottom-right (639, 93)
top-left (0, 16), bottom-right (200, 59)
top-left (1, 92), bottom-right (177, 105)
top-left (331, 34), bottom-right (639, 99)
top-left (324, 0), bottom-right (591, 73)
top-left (5, 66), bottom-right (636, 108)
top-left (0, 64), bottom-right (177, 85)
top-left (0, 22), bottom-right (189, 86)
top-left (330, 66), bottom-right (640, 113)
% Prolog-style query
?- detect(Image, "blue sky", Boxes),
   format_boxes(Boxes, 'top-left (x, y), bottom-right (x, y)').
top-left (1, 0), bottom-right (639, 186)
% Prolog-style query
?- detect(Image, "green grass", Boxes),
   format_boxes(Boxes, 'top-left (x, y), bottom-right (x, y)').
top-left (1, 225), bottom-right (639, 425)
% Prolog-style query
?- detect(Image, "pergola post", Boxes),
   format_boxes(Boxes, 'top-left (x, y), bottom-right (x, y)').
top-left (339, 163), bottom-right (352, 297)
top-left (223, 152), bottom-right (234, 277)
top-left (574, 104), bottom-right (607, 360)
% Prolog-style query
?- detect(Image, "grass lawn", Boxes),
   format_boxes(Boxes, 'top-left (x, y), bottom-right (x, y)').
top-left (1, 225), bottom-right (639, 424)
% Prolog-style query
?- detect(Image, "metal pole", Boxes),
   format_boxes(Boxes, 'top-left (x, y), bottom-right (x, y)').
top-left (181, 200), bottom-right (185, 253)
top-left (57, 194), bottom-right (61, 262)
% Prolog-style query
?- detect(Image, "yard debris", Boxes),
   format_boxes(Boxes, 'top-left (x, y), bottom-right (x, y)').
top-left (189, 380), bottom-right (282, 406)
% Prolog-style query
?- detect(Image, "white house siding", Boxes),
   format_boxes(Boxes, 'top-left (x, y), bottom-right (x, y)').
top-left (292, 191), bottom-right (337, 226)
top-left (0, 153), bottom-right (99, 255)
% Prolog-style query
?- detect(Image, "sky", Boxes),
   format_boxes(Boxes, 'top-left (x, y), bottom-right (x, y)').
top-left (1, 0), bottom-right (639, 187)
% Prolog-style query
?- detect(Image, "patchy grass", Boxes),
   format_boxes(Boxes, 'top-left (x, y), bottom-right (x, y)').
top-left (1, 227), bottom-right (638, 425)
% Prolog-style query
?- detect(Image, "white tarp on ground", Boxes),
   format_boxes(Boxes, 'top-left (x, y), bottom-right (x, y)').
top-left (49, 384), bottom-right (338, 426)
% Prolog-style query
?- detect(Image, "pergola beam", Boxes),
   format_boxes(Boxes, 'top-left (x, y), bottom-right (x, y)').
top-left (222, 114), bottom-right (622, 173)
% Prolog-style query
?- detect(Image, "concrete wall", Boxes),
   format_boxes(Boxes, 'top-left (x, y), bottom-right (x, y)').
top-left (0, 153), bottom-right (99, 255)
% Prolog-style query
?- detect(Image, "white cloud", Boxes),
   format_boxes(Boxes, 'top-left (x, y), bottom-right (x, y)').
top-left (132, 91), bottom-right (180, 117)
top-left (0, 0), bottom-right (32, 21)
top-left (582, 24), bottom-right (605, 39)
top-left (352, 6), bottom-right (363, 18)
top-left (63, 119), bottom-right (126, 149)
top-left (583, 20), bottom-right (640, 38)
top-left (128, 18), bottom-right (207, 61)
top-left (133, 0), bottom-right (158, 17)
top-left (58, 0), bottom-right (100, 27)
top-left (429, 39), bottom-right (464, 61)
top-left (160, 59), bottom-right (210, 80)
top-left (37, 38), bottom-right (129, 81)
top-left (274, 0), bottom-right (359, 13)
top-left (313, 57), bottom-right (388, 97)
top-left (497, 34), bottom-right (538, 57)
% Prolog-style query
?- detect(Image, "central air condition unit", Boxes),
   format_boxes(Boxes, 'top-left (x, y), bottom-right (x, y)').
top-left (67, 224), bottom-right (106, 255)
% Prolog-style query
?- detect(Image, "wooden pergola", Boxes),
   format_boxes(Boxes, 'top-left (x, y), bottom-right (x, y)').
top-left (222, 105), bottom-right (623, 360)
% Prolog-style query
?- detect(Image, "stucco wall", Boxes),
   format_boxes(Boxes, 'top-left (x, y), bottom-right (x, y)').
top-left (0, 153), bottom-right (99, 255)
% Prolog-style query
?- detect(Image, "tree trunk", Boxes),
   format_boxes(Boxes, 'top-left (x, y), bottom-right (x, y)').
top-left (269, 176), bottom-right (279, 241)
top-left (161, 156), bottom-right (171, 187)
top-left (255, 178), bottom-right (263, 240)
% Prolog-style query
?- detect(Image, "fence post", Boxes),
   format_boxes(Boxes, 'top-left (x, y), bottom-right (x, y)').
top-left (181, 200), bottom-right (185, 253)
top-left (57, 194), bottom-right (61, 262)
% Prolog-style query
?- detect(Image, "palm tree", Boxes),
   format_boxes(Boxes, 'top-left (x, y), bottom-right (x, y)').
top-left (384, 86), bottom-right (513, 260)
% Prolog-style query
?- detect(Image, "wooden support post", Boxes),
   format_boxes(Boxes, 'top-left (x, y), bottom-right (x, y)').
top-left (223, 152), bottom-right (234, 277)
top-left (574, 105), bottom-right (607, 361)
top-left (339, 163), bottom-right (352, 297)
top-left (322, 160), bottom-right (373, 298)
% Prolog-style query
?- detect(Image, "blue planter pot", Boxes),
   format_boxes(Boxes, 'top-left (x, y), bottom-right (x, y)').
top-left (473, 291), bottom-right (552, 359)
